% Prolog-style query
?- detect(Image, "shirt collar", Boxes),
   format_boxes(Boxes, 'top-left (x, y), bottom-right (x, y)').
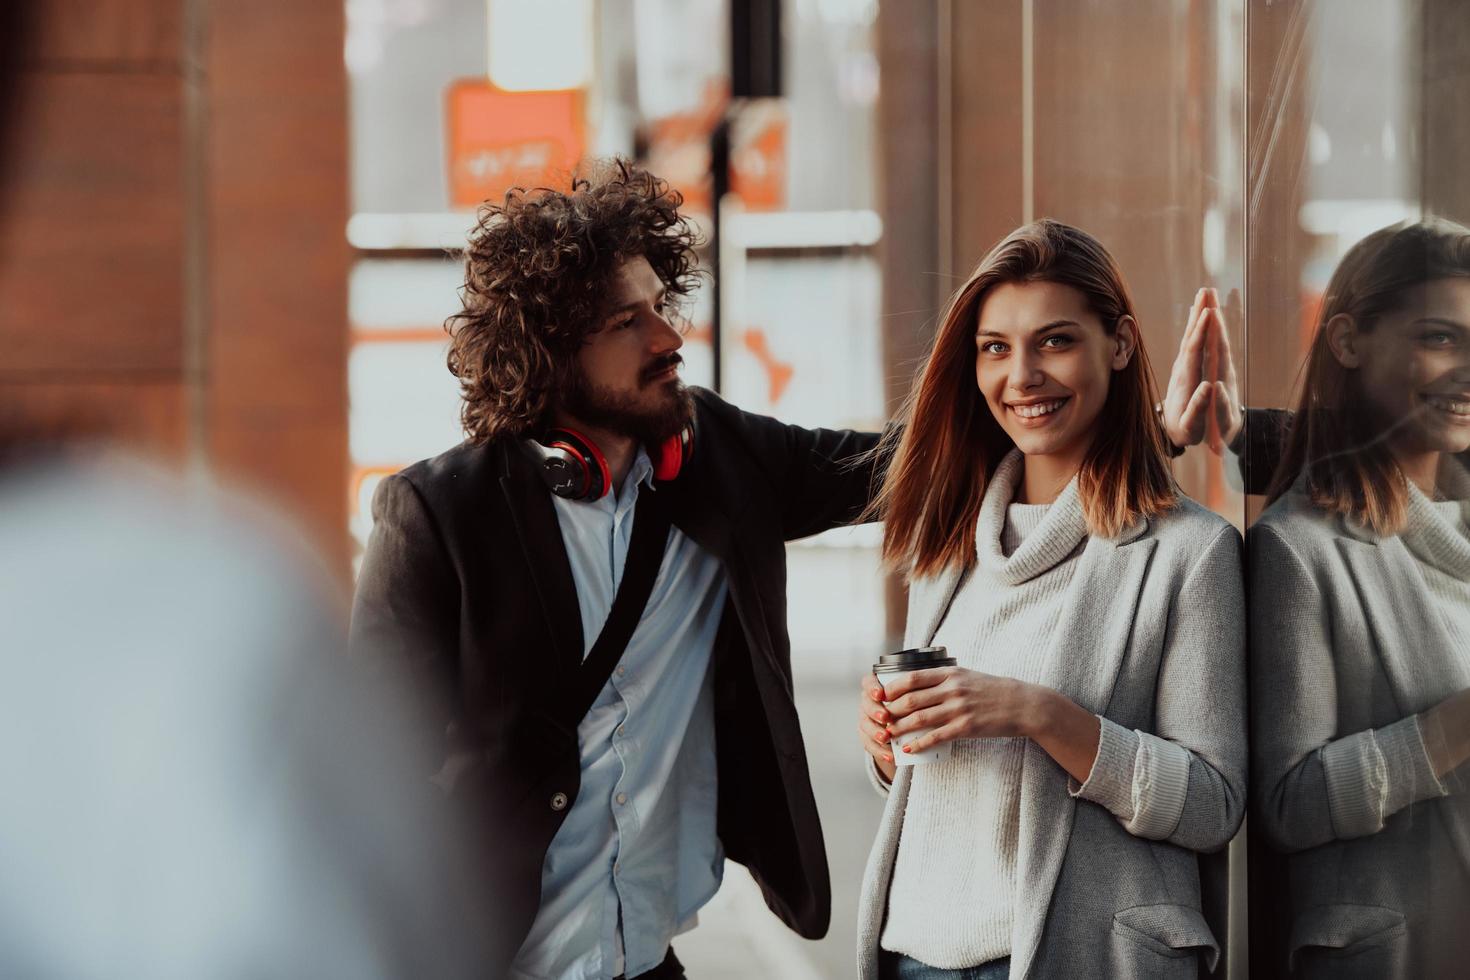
top-left (627, 446), bottom-right (656, 493)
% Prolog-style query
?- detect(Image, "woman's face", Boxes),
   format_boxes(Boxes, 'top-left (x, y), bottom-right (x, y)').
top-left (1335, 277), bottom-right (1470, 457)
top-left (974, 280), bottom-right (1134, 462)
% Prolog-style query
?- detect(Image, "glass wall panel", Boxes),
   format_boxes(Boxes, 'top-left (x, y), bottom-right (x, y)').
top-left (1245, 3), bottom-right (1470, 977)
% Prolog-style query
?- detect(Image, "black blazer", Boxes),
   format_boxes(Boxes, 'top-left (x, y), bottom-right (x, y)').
top-left (349, 387), bottom-right (883, 973)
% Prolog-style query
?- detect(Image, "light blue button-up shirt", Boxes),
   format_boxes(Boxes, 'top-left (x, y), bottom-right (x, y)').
top-left (509, 448), bottom-right (729, 980)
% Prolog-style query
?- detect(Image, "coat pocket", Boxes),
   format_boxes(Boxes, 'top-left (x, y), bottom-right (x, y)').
top-left (1287, 904), bottom-right (1407, 979)
top-left (1110, 904), bottom-right (1221, 978)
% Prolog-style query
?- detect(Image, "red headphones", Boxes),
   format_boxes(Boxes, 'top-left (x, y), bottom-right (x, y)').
top-left (532, 424), bottom-right (693, 501)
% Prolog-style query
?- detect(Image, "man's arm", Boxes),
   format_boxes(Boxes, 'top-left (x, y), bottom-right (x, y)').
top-left (695, 387), bottom-right (887, 540)
top-left (1233, 407), bottom-right (1292, 496)
top-left (773, 419), bottom-right (887, 540)
top-left (350, 473), bottom-right (464, 775)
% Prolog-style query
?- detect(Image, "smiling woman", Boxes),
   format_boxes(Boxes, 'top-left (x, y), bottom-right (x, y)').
top-left (865, 219), bottom-right (1176, 577)
top-left (853, 220), bottom-right (1246, 980)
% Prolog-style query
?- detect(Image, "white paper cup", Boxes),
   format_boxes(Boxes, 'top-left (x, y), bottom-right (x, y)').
top-left (873, 646), bottom-right (957, 767)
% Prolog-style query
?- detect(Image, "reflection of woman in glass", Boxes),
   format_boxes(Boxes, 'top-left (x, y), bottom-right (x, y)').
top-left (1250, 220), bottom-right (1470, 979)
top-left (854, 220), bottom-right (1245, 980)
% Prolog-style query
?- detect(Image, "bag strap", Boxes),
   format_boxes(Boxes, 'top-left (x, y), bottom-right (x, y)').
top-left (560, 486), bottom-right (673, 730)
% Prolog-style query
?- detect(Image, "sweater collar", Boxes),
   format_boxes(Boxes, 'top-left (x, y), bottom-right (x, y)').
top-left (1402, 474), bottom-right (1470, 579)
top-left (976, 450), bottom-right (1089, 586)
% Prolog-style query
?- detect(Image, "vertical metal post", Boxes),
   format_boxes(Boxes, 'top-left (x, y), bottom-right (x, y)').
top-left (710, 117), bottom-right (730, 394)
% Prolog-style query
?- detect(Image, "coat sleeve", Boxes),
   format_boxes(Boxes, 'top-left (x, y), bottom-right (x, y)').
top-left (349, 473), bottom-right (465, 777)
top-left (721, 399), bottom-right (889, 541)
top-left (1247, 523), bottom-right (1446, 852)
top-left (1233, 407), bottom-right (1292, 496)
top-left (1072, 524), bottom-right (1248, 853)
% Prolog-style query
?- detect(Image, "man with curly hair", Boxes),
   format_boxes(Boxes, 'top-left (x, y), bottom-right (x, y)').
top-left (351, 160), bottom-right (882, 979)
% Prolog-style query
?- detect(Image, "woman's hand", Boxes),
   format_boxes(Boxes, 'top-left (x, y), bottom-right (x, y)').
top-left (881, 666), bottom-right (1036, 747)
top-left (1162, 287), bottom-right (1243, 454)
top-left (882, 666), bottom-right (1102, 783)
top-left (859, 671), bottom-right (897, 783)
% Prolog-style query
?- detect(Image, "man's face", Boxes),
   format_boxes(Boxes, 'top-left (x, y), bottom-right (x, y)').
top-left (562, 254), bottom-right (691, 443)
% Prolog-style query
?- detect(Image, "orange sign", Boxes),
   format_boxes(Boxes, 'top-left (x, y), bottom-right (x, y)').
top-left (730, 102), bottom-right (787, 212)
top-left (641, 82), bottom-right (788, 217)
top-left (445, 81), bottom-right (587, 209)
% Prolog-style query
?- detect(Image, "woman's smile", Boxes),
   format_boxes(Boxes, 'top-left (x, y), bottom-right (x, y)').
top-left (1420, 391), bottom-right (1470, 421)
top-left (1007, 396), bottom-right (1071, 425)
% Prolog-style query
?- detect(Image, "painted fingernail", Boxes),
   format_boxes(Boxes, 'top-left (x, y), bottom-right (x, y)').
top-left (902, 745), bottom-right (912, 754)
top-left (885, 755), bottom-right (893, 763)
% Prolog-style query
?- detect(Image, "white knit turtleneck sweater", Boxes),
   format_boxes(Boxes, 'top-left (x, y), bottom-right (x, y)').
top-left (1402, 482), bottom-right (1470, 669)
top-left (880, 451), bottom-right (1088, 969)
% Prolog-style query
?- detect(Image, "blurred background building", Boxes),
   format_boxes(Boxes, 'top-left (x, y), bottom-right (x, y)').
top-left (3, 1), bottom-right (1468, 977)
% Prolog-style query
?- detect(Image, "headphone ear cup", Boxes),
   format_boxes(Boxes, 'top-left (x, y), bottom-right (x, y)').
top-left (540, 428), bottom-right (610, 500)
top-left (653, 423), bottom-right (693, 482)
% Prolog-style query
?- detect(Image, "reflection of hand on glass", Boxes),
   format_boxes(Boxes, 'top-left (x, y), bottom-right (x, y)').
top-left (1161, 287), bottom-right (1243, 454)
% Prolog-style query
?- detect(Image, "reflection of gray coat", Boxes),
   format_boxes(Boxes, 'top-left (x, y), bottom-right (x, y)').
top-left (1249, 491), bottom-right (1470, 979)
top-left (857, 500), bottom-right (1246, 980)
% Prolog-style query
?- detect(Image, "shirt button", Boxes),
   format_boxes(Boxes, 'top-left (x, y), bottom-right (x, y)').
top-left (616, 725), bottom-right (625, 737)
top-left (616, 666), bottom-right (626, 677)
top-left (616, 792), bottom-right (628, 805)
top-left (550, 792), bottom-right (568, 811)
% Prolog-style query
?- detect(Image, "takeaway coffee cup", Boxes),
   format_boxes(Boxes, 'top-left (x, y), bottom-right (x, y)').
top-left (873, 646), bottom-right (958, 766)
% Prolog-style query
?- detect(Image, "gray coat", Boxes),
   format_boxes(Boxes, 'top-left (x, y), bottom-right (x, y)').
top-left (857, 499), bottom-right (1246, 980)
top-left (1248, 490), bottom-right (1470, 979)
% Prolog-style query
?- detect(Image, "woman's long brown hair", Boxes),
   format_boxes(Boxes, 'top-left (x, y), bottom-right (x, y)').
top-left (864, 219), bottom-right (1176, 577)
top-left (1265, 218), bottom-right (1470, 534)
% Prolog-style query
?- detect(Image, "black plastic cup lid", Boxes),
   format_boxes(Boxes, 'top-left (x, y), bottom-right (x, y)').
top-left (874, 646), bottom-right (955, 671)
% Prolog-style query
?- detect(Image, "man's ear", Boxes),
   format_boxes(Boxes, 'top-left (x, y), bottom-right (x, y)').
top-left (1325, 314), bottom-right (1361, 369)
top-left (1111, 316), bottom-right (1138, 370)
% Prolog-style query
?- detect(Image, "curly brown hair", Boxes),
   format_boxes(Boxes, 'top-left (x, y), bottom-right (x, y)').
top-left (445, 158), bottom-right (703, 445)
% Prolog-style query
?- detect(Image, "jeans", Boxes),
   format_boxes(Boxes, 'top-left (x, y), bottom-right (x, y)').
top-left (878, 950), bottom-right (1011, 980)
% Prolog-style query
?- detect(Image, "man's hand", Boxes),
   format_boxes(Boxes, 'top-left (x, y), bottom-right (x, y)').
top-left (859, 671), bottom-right (897, 783)
top-left (1162, 287), bottom-right (1243, 454)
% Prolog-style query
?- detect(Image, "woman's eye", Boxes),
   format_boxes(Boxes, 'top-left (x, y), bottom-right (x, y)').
top-left (616, 317), bottom-right (636, 330)
top-left (1040, 334), bottom-right (1073, 349)
top-left (1422, 331), bottom-right (1456, 348)
top-left (978, 340), bottom-right (1008, 355)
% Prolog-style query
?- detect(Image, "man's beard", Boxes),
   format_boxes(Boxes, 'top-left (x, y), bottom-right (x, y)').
top-left (562, 359), bottom-right (693, 445)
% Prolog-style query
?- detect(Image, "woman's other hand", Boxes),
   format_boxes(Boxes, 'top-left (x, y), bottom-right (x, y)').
top-left (859, 671), bottom-right (897, 783)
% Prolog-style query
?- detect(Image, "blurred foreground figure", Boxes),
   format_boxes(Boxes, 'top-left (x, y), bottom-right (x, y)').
top-left (0, 8), bottom-right (493, 972)
top-left (0, 453), bottom-right (497, 978)
top-left (1248, 220), bottom-right (1470, 979)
